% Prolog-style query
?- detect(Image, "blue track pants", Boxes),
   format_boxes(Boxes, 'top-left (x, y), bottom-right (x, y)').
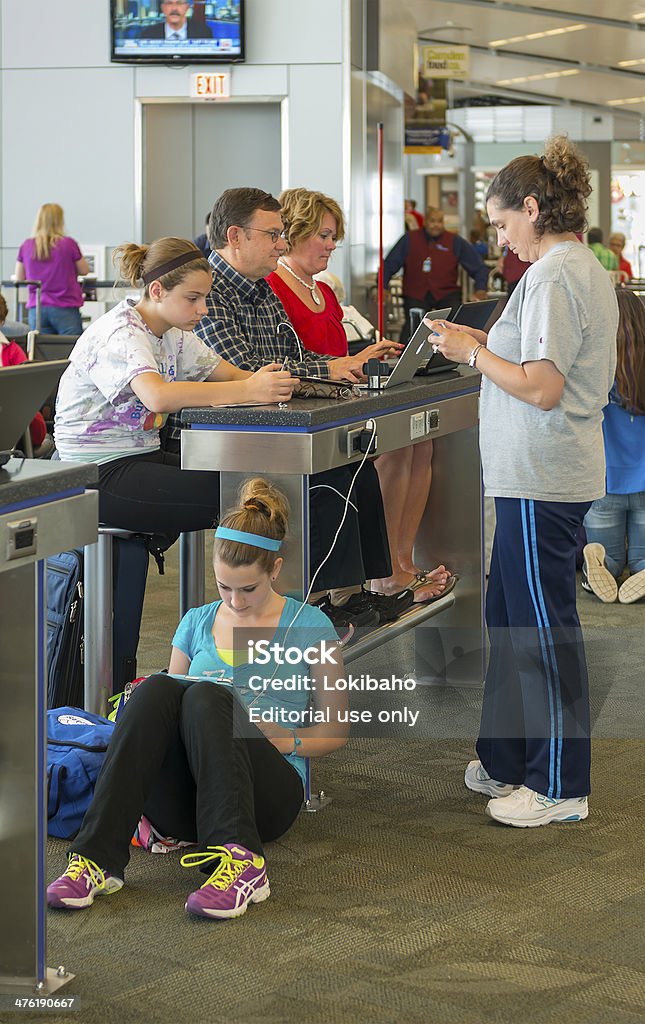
top-left (476, 497), bottom-right (592, 798)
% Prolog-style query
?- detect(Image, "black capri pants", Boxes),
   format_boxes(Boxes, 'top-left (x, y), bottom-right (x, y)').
top-left (96, 449), bottom-right (221, 547)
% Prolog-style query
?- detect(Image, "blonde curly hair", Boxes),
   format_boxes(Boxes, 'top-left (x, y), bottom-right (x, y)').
top-left (278, 188), bottom-right (345, 252)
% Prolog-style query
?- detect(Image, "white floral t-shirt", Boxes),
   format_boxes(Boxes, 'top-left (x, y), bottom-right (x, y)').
top-left (54, 299), bottom-right (219, 460)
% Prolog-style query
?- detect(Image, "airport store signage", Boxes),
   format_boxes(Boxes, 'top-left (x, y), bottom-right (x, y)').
top-left (422, 45), bottom-right (470, 80)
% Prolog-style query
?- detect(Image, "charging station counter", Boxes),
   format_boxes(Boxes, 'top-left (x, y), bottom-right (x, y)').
top-left (181, 368), bottom-right (484, 685)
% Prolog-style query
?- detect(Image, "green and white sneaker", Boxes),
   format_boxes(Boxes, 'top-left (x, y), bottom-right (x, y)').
top-left (464, 760), bottom-right (515, 799)
top-left (486, 786), bottom-right (588, 828)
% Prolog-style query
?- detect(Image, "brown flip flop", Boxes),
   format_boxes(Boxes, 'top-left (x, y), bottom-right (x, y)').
top-left (409, 572), bottom-right (459, 604)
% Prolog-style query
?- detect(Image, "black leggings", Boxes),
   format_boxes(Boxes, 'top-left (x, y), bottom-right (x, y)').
top-left (96, 449), bottom-right (221, 547)
top-left (71, 675), bottom-right (305, 877)
top-left (309, 462), bottom-right (391, 589)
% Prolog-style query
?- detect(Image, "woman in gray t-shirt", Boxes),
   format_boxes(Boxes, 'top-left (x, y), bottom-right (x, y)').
top-left (429, 136), bottom-right (618, 829)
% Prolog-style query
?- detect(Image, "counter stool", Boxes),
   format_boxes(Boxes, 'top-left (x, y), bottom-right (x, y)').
top-left (84, 526), bottom-right (147, 716)
top-left (302, 625), bottom-right (355, 813)
top-left (83, 527), bottom-right (206, 715)
top-left (303, 759), bottom-right (331, 813)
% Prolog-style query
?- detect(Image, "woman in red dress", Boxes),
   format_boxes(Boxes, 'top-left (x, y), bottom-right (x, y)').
top-left (268, 188), bottom-right (452, 609)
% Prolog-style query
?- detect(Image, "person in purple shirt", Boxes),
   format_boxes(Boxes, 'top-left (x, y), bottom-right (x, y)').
top-left (14, 203), bottom-right (89, 335)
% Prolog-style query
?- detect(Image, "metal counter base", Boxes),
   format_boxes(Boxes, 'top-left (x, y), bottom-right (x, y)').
top-left (0, 461), bottom-right (97, 993)
top-left (181, 374), bottom-right (484, 686)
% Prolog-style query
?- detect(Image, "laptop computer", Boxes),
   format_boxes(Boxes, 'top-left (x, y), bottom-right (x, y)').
top-left (0, 360), bottom-right (68, 467)
top-left (451, 297), bottom-right (506, 332)
top-left (357, 306), bottom-right (453, 390)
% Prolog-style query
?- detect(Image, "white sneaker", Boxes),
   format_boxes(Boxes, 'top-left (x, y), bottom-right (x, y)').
top-left (618, 568), bottom-right (645, 604)
top-left (464, 760), bottom-right (516, 799)
top-left (581, 543), bottom-right (618, 603)
top-left (486, 786), bottom-right (589, 828)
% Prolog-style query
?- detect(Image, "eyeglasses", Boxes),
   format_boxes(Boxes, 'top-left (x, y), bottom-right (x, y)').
top-left (242, 226), bottom-right (286, 244)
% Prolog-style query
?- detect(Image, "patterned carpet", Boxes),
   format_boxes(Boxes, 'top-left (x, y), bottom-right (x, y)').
top-left (43, 553), bottom-right (645, 1024)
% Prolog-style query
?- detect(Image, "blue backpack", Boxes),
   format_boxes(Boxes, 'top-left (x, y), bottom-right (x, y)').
top-left (47, 707), bottom-right (116, 839)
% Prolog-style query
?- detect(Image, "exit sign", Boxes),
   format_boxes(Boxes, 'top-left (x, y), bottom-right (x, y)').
top-left (190, 73), bottom-right (230, 100)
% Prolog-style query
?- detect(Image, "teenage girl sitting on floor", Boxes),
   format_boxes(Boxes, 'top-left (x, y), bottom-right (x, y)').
top-left (47, 478), bottom-right (349, 920)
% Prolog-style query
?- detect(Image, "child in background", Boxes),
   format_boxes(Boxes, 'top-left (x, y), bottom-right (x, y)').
top-left (0, 292), bottom-right (48, 450)
top-left (608, 232), bottom-right (633, 283)
top-left (583, 288), bottom-right (645, 603)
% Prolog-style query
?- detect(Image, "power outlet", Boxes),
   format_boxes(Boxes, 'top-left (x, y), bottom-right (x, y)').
top-left (426, 409), bottom-right (440, 432)
top-left (346, 428), bottom-right (363, 457)
top-left (410, 411), bottom-right (426, 440)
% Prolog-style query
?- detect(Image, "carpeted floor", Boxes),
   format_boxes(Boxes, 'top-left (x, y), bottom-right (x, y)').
top-left (43, 550), bottom-right (645, 1024)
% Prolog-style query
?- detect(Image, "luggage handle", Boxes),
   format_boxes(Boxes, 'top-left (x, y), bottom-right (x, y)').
top-left (47, 763), bottom-right (66, 820)
top-left (47, 739), bottom-right (110, 753)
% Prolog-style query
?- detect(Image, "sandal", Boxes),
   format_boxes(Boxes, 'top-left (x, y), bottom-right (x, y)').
top-left (367, 574), bottom-right (458, 619)
top-left (408, 572), bottom-right (459, 603)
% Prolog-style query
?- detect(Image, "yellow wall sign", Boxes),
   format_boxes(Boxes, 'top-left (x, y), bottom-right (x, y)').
top-left (422, 45), bottom-right (470, 80)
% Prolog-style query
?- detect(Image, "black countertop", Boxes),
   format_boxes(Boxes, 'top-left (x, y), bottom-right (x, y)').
top-left (182, 367), bottom-right (480, 429)
top-left (0, 459), bottom-right (98, 509)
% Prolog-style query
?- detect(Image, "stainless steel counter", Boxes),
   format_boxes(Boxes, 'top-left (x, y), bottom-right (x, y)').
top-left (0, 459), bottom-right (98, 994)
top-left (180, 371), bottom-right (484, 688)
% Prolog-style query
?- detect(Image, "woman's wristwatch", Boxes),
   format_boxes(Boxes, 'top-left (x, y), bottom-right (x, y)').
top-left (468, 343), bottom-right (484, 368)
top-left (291, 731), bottom-right (302, 756)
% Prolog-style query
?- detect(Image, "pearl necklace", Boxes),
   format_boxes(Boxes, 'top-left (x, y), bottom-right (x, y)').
top-left (278, 258), bottom-right (321, 305)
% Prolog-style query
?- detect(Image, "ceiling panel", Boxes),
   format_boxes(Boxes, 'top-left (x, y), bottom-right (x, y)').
top-left (487, 31), bottom-right (645, 67)
top-left (400, 0), bottom-right (645, 128)
top-left (495, 0), bottom-right (645, 17)
top-left (470, 51), bottom-right (645, 112)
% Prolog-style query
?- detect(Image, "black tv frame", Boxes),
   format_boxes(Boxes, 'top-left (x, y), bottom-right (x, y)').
top-left (110, 1), bottom-right (245, 65)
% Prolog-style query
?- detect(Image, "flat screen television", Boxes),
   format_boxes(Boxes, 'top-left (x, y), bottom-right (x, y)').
top-left (111, 1), bottom-right (244, 64)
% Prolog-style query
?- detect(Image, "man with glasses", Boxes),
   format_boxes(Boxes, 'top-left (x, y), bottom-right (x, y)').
top-left (140, 1), bottom-right (214, 40)
top-left (191, 187), bottom-right (385, 383)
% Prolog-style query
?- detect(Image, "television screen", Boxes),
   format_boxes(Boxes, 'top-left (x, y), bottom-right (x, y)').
top-left (111, 1), bottom-right (244, 64)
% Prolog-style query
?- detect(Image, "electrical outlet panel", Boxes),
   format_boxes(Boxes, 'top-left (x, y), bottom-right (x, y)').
top-left (410, 411), bottom-right (426, 440)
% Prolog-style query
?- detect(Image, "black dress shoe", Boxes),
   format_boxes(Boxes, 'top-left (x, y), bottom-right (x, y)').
top-left (342, 587), bottom-right (414, 624)
top-left (313, 595), bottom-right (379, 630)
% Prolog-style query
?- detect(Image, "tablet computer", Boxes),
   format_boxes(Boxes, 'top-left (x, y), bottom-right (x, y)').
top-left (356, 306), bottom-right (453, 389)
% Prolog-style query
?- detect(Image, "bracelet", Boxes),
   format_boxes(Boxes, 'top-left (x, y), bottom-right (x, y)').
top-left (468, 344), bottom-right (484, 368)
top-left (291, 731), bottom-right (302, 756)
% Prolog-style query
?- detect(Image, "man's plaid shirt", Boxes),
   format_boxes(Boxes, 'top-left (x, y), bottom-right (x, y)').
top-left (168, 251), bottom-right (333, 439)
